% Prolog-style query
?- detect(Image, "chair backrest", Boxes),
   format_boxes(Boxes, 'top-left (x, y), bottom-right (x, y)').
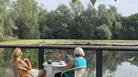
top-left (62, 66), bottom-right (86, 77)
top-left (74, 67), bottom-right (86, 77)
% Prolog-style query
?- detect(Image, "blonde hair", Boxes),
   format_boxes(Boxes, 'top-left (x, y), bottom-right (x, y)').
top-left (12, 48), bottom-right (23, 60)
top-left (74, 47), bottom-right (85, 57)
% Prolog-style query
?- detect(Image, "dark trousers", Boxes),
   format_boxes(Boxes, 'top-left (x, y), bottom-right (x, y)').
top-left (55, 72), bottom-right (65, 77)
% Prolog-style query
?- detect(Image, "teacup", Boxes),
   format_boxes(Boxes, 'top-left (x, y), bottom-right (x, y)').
top-left (47, 60), bottom-right (52, 64)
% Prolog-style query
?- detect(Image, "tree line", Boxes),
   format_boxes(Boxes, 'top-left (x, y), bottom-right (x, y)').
top-left (0, 0), bottom-right (138, 40)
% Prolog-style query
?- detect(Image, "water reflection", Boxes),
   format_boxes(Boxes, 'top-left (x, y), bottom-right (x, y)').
top-left (103, 51), bottom-right (138, 77)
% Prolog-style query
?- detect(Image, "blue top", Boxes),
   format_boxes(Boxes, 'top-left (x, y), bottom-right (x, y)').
top-left (64, 57), bottom-right (87, 77)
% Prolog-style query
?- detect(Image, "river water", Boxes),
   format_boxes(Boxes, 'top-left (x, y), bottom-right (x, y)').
top-left (103, 62), bottom-right (138, 77)
top-left (103, 51), bottom-right (138, 77)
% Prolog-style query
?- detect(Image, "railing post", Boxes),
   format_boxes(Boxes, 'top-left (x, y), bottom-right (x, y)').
top-left (38, 48), bottom-right (44, 69)
top-left (96, 46), bottom-right (102, 77)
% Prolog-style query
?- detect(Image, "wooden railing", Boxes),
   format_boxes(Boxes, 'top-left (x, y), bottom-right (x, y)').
top-left (0, 44), bottom-right (138, 77)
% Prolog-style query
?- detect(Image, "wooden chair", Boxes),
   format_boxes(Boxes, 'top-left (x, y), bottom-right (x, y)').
top-left (61, 66), bottom-right (87, 77)
top-left (11, 65), bottom-right (33, 77)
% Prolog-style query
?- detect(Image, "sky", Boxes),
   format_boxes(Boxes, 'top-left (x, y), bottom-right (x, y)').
top-left (36, 0), bottom-right (138, 16)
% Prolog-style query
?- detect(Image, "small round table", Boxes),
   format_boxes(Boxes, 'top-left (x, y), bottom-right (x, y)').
top-left (43, 62), bottom-right (66, 77)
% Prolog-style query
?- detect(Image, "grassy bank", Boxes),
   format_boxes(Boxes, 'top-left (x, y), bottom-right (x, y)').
top-left (0, 39), bottom-right (138, 45)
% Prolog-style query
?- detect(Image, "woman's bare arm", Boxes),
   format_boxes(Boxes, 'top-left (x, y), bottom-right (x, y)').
top-left (23, 58), bottom-right (32, 70)
top-left (18, 67), bottom-right (29, 71)
top-left (64, 60), bottom-right (73, 70)
top-left (19, 59), bottom-right (30, 69)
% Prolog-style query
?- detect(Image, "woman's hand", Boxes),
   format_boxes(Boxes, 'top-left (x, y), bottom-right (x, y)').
top-left (22, 58), bottom-right (29, 61)
top-left (20, 58), bottom-right (32, 70)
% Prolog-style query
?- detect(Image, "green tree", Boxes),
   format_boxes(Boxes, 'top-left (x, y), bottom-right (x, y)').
top-left (40, 4), bottom-right (72, 39)
top-left (97, 4), bottom-right (112, 27)
top-left (112, 21), bottom-right (123, 39)
top-left (14, 0), bottom-right (40, 39)
top-left (121, 13), bottom-right (138, 39)
top-left (95, 24), bottom-right (112, 39)
top-left (69, 1), bottom-right (85, 39)
top-left (80, 3), bottom-right (97, 39)
top-left (38, 7), bottom-right (49, 38)
top-left (0, 0), bottom-right (16, 40)
top-left (52, 4), bottom-right (71, 38)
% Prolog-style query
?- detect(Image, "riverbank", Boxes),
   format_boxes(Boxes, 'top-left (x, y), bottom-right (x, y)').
top-left (0, 39), bottom-right (138, 46)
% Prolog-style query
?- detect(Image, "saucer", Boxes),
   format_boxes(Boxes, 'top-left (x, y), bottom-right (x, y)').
top-left (59, 61), bottom-right (65, 65)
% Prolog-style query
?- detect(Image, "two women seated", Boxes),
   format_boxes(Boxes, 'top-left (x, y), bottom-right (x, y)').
top-left (10, 47), bottom-right (87, 77)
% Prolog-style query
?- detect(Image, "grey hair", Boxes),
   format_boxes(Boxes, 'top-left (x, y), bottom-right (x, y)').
top-left (74, 47), bottom-right (85, 57)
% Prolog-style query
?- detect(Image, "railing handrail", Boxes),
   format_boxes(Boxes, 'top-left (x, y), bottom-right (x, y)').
top-left (0, 44), bottom-right (138, 51)
top-left (0, 44), bottom-right (138, 77)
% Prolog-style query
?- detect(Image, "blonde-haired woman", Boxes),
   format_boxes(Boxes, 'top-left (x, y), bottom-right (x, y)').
top-left (10, 48), bottom-right (32, 77)
top-left (55, 47), bottom-right (87, 77)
